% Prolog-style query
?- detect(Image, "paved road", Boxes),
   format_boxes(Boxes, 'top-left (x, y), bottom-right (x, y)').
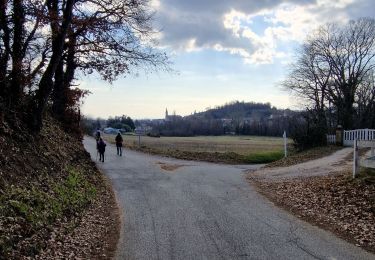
top-left (83, 137), bottom-right (374, 260)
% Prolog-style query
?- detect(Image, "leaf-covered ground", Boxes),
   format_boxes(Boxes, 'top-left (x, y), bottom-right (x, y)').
top-left (0, 117), bottom-right (120, 258)
top-left (249, 171), bottom-right (375, 253)
top-left (34, 175), bottom-right (120, 259)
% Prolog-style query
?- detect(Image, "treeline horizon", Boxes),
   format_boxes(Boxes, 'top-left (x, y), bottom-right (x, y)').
top-left (151, 101), bottom-right (298, 137)
top-left (84, 96), bottom-right (375, 139)
top-left (81, 101), bottom-right (298, 137)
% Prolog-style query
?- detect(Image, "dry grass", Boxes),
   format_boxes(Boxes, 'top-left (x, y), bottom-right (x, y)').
top-left (103, 134), bottom-right (290, 155)
top-left (102, 134), bottom-right (290, 164)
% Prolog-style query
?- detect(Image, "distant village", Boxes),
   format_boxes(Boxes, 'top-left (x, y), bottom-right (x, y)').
top-left (132, 102), bottom-right (297, 137)
top-left (87, 101), bottom-right (299, 138)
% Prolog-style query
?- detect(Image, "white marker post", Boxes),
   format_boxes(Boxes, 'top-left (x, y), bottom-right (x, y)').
top-left (353, 139), bottom-right (359, 178)
top-left (135, 129), bottom-right (145, 148)
top-left (283, 131), bottom-right (287, 158)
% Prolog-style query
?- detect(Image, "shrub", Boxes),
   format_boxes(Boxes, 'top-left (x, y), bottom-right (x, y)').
top-left (147, 132), bottom-right (160, 138)
top-left (244, 151), bottom-right (284, 164)
top-left (54, 168), bottom-right (96, 217)
top-left (290, 110), bottom-right (327, 151)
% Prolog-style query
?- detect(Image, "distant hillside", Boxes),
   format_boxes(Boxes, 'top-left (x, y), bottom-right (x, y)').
top-left (146, 101), bottom-right (297, 137)
top-left (189, 101), bottom-right (286, 120)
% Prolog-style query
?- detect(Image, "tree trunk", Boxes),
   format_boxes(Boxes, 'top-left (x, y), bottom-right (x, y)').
top-left (317, 109), bottom-right (328, 133)
top-left (52, 59), bottom-right (65, 120)
top-left (9, 0), bottom-right (24, 108)
top-left (0, 0), bottom-right (10, 99)
top-left (341, 93), bottom-right (355, 129)
top-left (31, 0), bottom-right (75, 132)
top-left (52, 31), bottom-right (76, 123)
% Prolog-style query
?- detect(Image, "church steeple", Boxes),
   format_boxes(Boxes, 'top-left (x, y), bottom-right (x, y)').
top-left (165, 108), bottom-right (169, 119)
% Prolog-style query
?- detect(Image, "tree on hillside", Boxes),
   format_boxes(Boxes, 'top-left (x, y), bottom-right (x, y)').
top-left (51, 0), bottom-right (169, 125)
top-left (283, 18), bottom-right (375, 130)
top-left (0, 0), bottom-right (48, 109)
top-left (31, 0), bottom-right (77, 131)
top-left (0, 0), bottom-right (169, 133)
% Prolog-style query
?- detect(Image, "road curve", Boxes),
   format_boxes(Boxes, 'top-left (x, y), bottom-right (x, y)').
top-left (83, 137), bottom-right (374, 260)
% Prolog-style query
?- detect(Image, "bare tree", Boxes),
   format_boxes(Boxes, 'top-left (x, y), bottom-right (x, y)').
top-left (282, 42), bottom-right (332, 130)
top-left (31, 0), bottom-right (76, 131)
top-left (356, 71), bottom-right (375, 127)
top-left (0, 0), bottom-right (49, 110)
top-left (0, 0), bottom-right (169, 132)
top-left (283, 18), bottom-right (375, 130)
top-left (51, 0), bottom-right (169, 124)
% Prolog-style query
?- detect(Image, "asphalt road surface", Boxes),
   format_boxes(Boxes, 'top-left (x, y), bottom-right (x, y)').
top-left (83, 137), bottom-right (374, 260)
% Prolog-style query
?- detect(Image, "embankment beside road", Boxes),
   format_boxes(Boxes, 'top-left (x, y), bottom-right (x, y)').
top-left (0, 116), bottom-right (120, 259)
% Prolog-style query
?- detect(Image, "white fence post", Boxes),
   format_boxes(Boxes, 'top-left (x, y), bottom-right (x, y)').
top-left (283, 131), bottom-right (287, 158)
top-left (353, 139), bottom-right (359, 178)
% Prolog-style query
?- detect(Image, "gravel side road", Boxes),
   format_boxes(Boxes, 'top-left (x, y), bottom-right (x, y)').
top-left (255, 148), bottom-right (353, 180)
top-left (83, 137), bottom-right (374, 260)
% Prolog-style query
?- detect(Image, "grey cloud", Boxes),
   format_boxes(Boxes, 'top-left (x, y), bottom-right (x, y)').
top-left (344, 0), bottom-right (375, 19)
top-left (159, 0), bottom-right (316, 15)
top-left (158, 4), bottom-right (258, 49)
top-left (154, 0), bottom-right (372, 63)
top-left (155, 0), bottom-right (316, 49)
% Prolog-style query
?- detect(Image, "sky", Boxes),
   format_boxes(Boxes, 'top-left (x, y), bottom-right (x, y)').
top-left (80, 0), bottom-right (374, 119)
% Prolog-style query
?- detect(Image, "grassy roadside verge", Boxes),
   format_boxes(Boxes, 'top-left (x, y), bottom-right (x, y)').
top-left (34, 170), bottom-right (120, 259)
top-left (0, 117), bottom-right (120, 258)
top-left (0, 168), bottom-right (95, 256)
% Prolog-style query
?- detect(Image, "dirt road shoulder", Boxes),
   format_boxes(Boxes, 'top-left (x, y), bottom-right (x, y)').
top-left (248, 148), bottom-right (375, 254)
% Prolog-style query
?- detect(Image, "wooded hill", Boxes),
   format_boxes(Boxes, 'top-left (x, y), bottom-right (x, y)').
top-left (149, 101), bottom-right (297, 137)
top-left (190, 101), bottom-right (288, 120)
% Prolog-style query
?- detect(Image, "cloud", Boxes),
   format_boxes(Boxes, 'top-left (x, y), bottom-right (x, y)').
top-left (153, 0), bottom-right (371, 64)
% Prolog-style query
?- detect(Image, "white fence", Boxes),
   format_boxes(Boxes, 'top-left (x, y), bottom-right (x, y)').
top-left (343, 129), bottom-right (375, 146)
top-left (326, 134), bottom-right (336, 144)
top-left (353, 140), bottom-right (375, 178)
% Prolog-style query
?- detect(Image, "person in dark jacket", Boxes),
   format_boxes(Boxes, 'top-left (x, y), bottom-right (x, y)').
top-left (97, 138), bottom-right (106, 162)
top-left (95, 128), bottom-right (101, 142)
top-left (115, 132), bottom-right (123, 156)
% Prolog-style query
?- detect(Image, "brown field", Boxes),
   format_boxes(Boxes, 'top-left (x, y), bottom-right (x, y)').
top-left (103, 134), bottom-right (290, 156)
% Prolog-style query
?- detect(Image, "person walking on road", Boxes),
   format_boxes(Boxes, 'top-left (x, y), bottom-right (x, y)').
top-left (95, 128), bottom-right (101, 142)
top-left (115, 132), bottom-right (123, 156)
top-left (97, 138), bottom-right (106, 162)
